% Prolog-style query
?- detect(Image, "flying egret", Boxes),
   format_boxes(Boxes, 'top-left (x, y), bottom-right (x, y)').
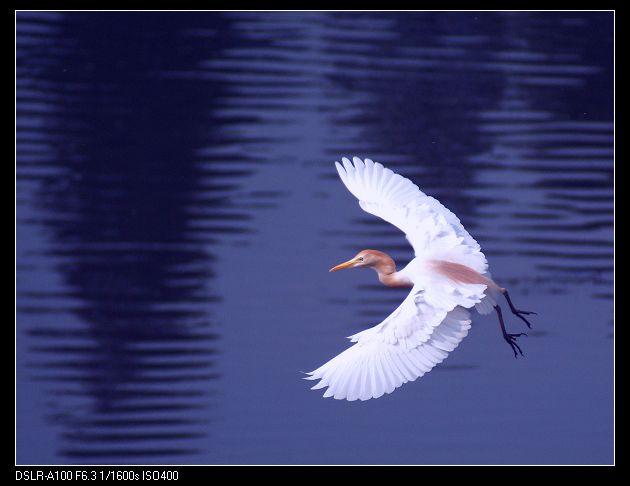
top-left (305, 157), bottom-right (535, 401)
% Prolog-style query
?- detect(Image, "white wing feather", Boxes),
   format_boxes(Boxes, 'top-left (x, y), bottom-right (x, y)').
top-left (306, 157), bottom-right (494, 400)
top-left (335, 156), bottom-right (487, 273)
top-left (305, 288), bottom-right (472, 401)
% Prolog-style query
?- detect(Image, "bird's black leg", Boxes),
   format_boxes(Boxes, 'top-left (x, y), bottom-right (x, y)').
top-left (495, 305), bottom-right (526, 358)
top-left (502, 289), bottom-right (536, 329)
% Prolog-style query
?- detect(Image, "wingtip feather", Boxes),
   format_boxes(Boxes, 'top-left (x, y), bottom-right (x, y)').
top-left (353, 156), bottom-right (365, 170)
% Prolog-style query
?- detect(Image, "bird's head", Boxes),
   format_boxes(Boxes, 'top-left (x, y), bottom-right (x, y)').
top-left (329, 249), bottom-right (385, 272)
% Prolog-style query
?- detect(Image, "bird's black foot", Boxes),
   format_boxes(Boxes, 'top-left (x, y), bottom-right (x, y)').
top-left (503, 332), bottom-right (526, 358)
top-left (502, 290), bottom-right (536, 329)
top-left (512, 309), bottom-right (536, 329)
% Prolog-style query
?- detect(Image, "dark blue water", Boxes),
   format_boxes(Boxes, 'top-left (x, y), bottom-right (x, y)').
top-left (16, 11), bottom-right (614, 465)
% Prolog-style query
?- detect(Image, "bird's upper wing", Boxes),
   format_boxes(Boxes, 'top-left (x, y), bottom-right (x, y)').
top-left (335, 157), bottom-right (487, 274)
top-left (305, 285), bottom-right (473, 400)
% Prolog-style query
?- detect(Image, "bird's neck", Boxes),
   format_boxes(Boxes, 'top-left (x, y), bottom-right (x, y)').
top-left (371, 254), bottom-right (412, 288)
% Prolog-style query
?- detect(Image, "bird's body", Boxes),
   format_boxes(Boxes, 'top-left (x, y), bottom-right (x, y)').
top-left (306, 157), bottom-right (534, 401)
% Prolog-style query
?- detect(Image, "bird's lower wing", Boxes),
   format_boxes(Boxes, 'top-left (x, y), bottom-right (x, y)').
top-left (305, 288), bottom-right (472, 401)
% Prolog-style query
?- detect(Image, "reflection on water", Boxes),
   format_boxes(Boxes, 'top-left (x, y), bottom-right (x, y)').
top-left (16, 11), bottom-right (613, 464)
top-left (16, 12), bottom-right (232, 460)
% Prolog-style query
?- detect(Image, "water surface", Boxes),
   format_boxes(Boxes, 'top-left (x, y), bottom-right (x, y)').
top-left (16, 11), bottom-right (614, 464)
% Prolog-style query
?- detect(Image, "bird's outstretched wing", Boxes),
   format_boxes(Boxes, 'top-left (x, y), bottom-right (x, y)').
top-left (335, 157), bottom-right (487, 274)
top-left (305, 285), bottom-right (472, 400)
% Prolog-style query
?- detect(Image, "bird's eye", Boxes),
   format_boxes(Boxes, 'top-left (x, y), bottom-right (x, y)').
top-left (358, 257), bottom-right (364, 261)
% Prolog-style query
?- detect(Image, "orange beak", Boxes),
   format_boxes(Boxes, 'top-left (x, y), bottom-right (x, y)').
top-left (329, 258), bottom-right (359, 273)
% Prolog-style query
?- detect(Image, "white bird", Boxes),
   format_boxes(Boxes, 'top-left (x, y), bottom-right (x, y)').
top-left (305, 157), bottom-right (535, 401)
